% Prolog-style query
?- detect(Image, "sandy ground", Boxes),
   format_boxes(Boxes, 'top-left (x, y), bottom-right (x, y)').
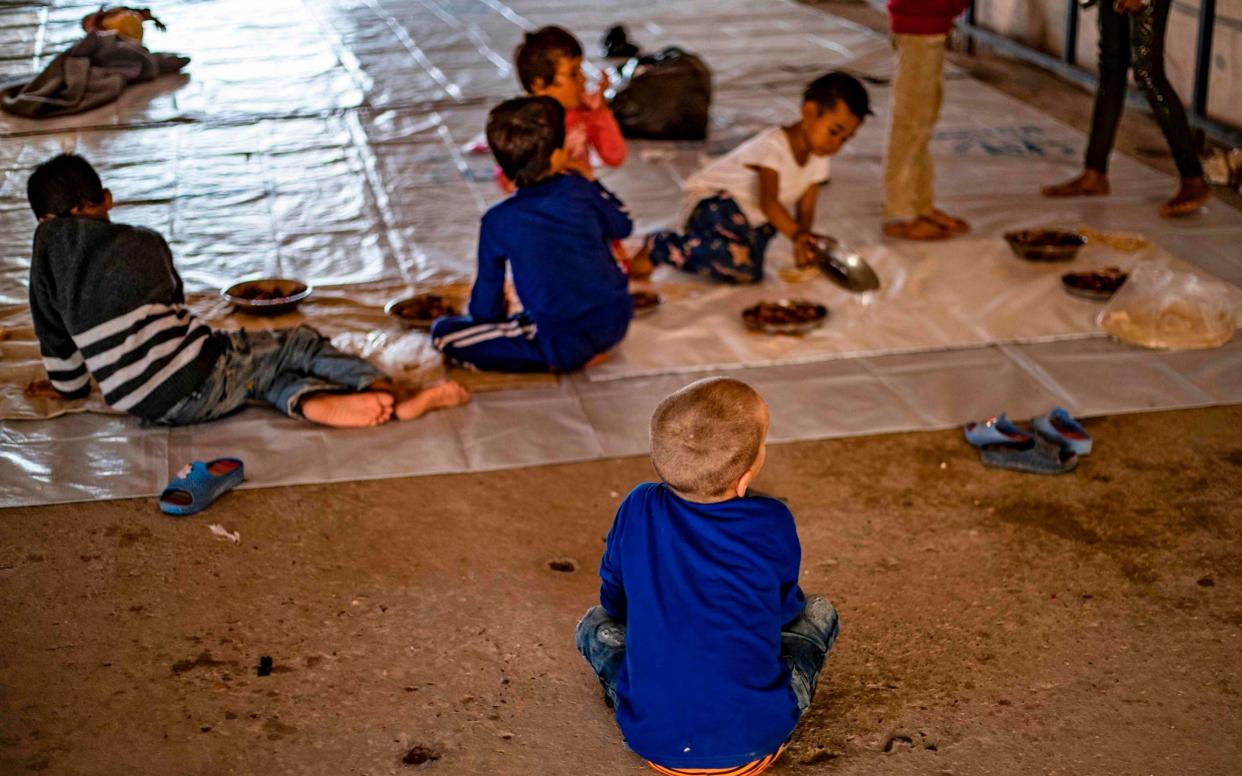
top-left (2, 406), bottom-right (1240, 775)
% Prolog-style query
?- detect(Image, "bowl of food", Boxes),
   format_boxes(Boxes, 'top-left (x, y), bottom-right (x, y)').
top-left (742, 299), bottom-right (828, 336)
top-left (810, 237), bottom-right (880, 293)
top-left (222, 278), bottom-right (312, 316)
top-left (630, 290), bottom-right (661, 318)
top-left (1061, 266), bottom-right (1128, 301)
top-left (1004, 229), bottom-right (1087, 262)
top-left (386, 293), bottom-right (460, 330)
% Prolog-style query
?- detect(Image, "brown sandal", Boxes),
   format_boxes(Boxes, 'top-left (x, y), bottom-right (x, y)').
top-left (883, 217), bottom-right (949, 241)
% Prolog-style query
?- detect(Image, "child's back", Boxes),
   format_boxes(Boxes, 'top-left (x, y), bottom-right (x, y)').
top-left (477, 173), bottom-right (630, 327)
top-left (600, 482), bottom-right (805, 766)
top-left (577, 378), bottom-right (840, 775)
top-left (30, 215), bottom-right (222, 418)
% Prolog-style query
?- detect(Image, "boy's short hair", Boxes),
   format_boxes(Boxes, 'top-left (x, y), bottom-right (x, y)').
top-left (514, 25), bottom-right (583, 93)
top-left (27, 153), bottom-right (104, 218)
top-left (650, 378), bottom-right (768, 500)
top-left (487, 96), bottom-right (566, 188)
top-left (803, 71), bottom-right (872, 120)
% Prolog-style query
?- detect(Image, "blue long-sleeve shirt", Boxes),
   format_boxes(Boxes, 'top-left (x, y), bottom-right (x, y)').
top-left (599, 483), bottom-right (807, 769)
top-left (470, 173), bottom-right (632, 327)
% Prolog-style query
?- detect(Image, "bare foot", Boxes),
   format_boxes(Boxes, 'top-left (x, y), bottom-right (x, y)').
top-left (1041, 170), bottom-right (1110, 198)
top-left (629, 244), bottom-right (654, 280)
top-left (1158, 177), bottom-right (1211, 218)
top-left (301, 391), bottom-right (394, 428)
top-left (585, 350), bottom-right (613, 369)
top-left (926, 208), bottom-right (970, 234)
top-left (883, 217), bottom-right (949, 241)
top-left (395, 381), bottom-right (470, 421)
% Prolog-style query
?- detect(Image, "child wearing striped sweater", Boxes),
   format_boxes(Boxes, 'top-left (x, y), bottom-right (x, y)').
top-left (26, 153), bottom-right (468, 428)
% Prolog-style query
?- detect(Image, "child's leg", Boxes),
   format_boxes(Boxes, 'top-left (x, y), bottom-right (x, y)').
top-left (648, 194), bottom-right (766, 284)
top-left (431, 313), bottom-right (551, 372)
top-left (575, 605), bottom-right (626, 707)
top-left (269, 325), bottom-right (387, 391)
top-left (781, 595), bottom-right (839, 711)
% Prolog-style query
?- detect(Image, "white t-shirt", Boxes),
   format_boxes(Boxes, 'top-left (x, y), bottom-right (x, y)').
top-left (684, 126), bottom-right (831, 226)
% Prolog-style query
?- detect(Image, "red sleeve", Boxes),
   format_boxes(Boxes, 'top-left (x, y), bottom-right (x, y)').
top-left (583, 107), bottom-right (627, 167)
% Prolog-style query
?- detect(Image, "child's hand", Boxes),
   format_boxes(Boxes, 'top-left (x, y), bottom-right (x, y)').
top-left (563, 154), bottom-right (596, 181)
top-left (24, 379), bottom-right (62, 400)
top-left (582, 72), bottom-right (610, 111)
top-left (793, 232), bottom-right (821, 268)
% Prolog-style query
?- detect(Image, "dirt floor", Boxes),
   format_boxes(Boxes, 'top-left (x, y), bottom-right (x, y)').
top-left (2, 406), bottom-right (1241, 776)
top-left (4, 3), bottom-right (1242, 775)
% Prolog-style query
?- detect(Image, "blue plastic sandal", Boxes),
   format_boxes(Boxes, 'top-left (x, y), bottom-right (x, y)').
top-left (979, 436), bottom-right (1079, 475)
top-left (963, 413), bottom-right (1032, 448)
top-left (1032, 408), bottom-right (1092, 456)
top-left (159, 458), bottom-right (244, 516)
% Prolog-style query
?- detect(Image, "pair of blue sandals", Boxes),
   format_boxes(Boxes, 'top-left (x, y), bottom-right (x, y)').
top-left (963, 408), bottom-right (1092, 475)
top-left (159, 458), bottom-right (245, 516)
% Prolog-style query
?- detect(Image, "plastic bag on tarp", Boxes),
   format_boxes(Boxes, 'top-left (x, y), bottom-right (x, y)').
top-left (609, 47), bottom-right (712, 141)
top-left (330, 329), bottom-right (445, 386)
top-left (1098, 263), bottom-right (1238, 350)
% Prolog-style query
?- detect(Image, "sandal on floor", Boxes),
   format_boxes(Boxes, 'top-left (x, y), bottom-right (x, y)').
top-left (979, 436), bottom-right (1078, 475)
top-left (1032, 408), bottom-right (1092, 456)
top-left (963, 413), bottom-right (1031, 448)
top-left (159, 458), bottom-right (244, 516)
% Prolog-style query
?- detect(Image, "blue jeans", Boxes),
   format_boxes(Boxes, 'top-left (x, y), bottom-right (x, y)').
top-left (576, 595), bottom-right (839, 712)
top-left (157, 325), bottom-right (387, 425)
top-left (646, 193), bottom-right (776, 284)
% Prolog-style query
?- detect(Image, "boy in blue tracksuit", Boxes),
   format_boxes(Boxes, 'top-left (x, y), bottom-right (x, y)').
top-left (431, 95), bottom-right (633, 372)
top-left (576, 378), bottom-right (840, 775)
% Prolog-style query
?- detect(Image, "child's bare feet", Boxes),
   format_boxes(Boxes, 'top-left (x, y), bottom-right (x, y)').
top-left (1158, 177), bottom-right (1211, 218)
top-left (301, 391), bottom-right (394, 428)
top-left (395, 381), bottom-right (470, 421)
top-left (629, 244), bottom-right (655, 280)
top-left (883, 217), bottom-right (949, 241)
top-left (926, 208), bottom-right (970, 234)
top-left (1041, 169), bottom-right (1110, 198)
top-left (585, 350), bottom-right (613, 369)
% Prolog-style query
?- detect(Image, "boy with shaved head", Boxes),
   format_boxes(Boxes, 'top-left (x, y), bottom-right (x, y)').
top-left (576, 378), bottom-right (840, 775)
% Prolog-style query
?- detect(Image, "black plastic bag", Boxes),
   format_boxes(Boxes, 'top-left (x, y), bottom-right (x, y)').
top-left (609, 47), bottom-right (712, 141)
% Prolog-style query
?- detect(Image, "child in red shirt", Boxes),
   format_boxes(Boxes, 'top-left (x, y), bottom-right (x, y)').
top-left (499, 26), bottom-right (627, 192)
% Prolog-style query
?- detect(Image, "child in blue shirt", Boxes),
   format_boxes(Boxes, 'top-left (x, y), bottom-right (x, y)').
top-left (576, 378), bottom-right (840, 775)
top-left (431, 95), bottom-right (633, 372)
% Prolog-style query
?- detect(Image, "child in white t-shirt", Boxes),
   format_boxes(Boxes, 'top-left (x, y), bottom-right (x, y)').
top-left (631, 72), bottom-right (870, 284)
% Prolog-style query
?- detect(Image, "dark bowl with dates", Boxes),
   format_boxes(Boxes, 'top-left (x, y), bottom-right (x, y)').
top-left (386, 293), bottom-right (460, 330)
top-left (630, 290), bottom-right (661, 318)
top-left (1061, 266), bottom-right (1128, 301)
top-left (1004, 229), bottom-right (1087, 262)
top-left (222, 278), bottom-right (313, 316)
top-left (742, 299), bottom-right (829, 336)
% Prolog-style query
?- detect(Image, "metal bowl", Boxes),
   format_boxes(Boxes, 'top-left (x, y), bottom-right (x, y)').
top-left (742, 299), bottom-right (829, 336)
top-left (1004, 229), bottom-right (1087, 262)
top-left (810, 237), bottom-right (880, 292)
top-left (386, 293), bottom-right (460, 331)
top-left (222, 278), bottom-right (312, 316)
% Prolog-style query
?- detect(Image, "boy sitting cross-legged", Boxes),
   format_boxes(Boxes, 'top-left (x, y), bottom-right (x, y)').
top-left (431, 96), bottom-right (634, 373)
top-left (631, 72), bottom-right (871, 284)
top-left (26, 153), bottom-right (468, 428)
top-left (576, 377), bottom-right (840, 775)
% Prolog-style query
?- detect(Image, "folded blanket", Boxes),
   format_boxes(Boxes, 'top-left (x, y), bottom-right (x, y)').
top-left (1, 31), bottom-right (188, 119)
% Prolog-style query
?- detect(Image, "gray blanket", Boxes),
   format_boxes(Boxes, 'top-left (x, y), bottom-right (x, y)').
top-left (1, 32), bottom-right (188, 119)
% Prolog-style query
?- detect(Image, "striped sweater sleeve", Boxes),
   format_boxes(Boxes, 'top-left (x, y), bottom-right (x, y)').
top-left (30, 272), bottom-right (91, 399)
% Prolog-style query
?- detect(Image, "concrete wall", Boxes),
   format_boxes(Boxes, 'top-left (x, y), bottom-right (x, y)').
top-left (970, 0), bottom-right (1242, 130)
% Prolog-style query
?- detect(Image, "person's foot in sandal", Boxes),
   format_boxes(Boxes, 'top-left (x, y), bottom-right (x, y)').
top-left (301, 391), bottom-right (394, 427)
top-left (395, 381), bottom-right (470, 421)
top-left (1158, 176), bottom-right (1211, 218)
top-left (926, 208), bottom-right (970, 234)
top-left (883, 216), bottom-right (949, 241)
top-left (1041, 169), bottom-right (1110, 198)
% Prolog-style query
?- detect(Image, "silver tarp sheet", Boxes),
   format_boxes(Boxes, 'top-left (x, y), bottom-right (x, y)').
top-left (1, 0), bottom-right (1239, 506)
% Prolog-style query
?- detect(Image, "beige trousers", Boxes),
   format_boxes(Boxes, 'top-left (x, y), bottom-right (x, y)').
top-left (883, 33), bottom-right (946, 221)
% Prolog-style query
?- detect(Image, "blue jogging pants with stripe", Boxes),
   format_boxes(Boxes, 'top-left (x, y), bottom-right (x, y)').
top-left (430, 304), bottom-right (631, 373)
